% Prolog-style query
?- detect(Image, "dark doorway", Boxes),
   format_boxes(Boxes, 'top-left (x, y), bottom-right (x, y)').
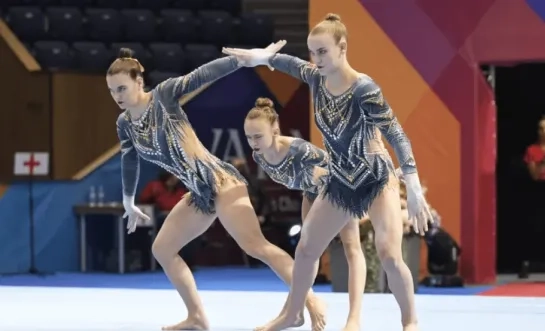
top-left (494, 63), bottom-right (545, 274)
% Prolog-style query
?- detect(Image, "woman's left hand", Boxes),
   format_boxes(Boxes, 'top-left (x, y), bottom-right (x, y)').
top-left (404, 173), bottom-right (434, 235)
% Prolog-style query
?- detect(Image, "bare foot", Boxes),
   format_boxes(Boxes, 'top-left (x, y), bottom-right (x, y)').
top-left (254, 312), bottom-right (303, 331)
top-left (306, 297), bottom-right (327, 331)
top-left (293, 311), bottom-right (305, 328)
top-left (254, 313), bottom-right (299, 331)
top-left (403, 322), bottom-right (419, 331)
top-left (342, 320), bottom-right (360, 331)
top-left (161, 315), bottom-right (209, 330)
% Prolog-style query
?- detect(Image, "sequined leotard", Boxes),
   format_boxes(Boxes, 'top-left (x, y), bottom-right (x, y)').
top-left (268, 54), bottom-right (417, 218)
top-left (116, 56), bottom-right (246, 215)
top-left (253, 138), bottom-right (329, 202)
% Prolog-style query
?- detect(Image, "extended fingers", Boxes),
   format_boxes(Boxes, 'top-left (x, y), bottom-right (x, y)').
top-left (221, 47), bottom-right (248, 56)
top-left (270, 40), bottom-right (287, 53)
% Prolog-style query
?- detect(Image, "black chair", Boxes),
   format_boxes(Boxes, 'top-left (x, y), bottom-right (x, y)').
top-left (33, 41), bottom-right (74, 70)
top-left (5, 6), bottom-right (46, 42)
top-left (46, 7), bottom-right (84, 42)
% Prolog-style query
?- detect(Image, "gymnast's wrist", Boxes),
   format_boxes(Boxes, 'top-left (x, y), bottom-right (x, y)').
top-left (404, 173), bottom-right (422, 192)
top-left (266, 53), bottom-right (278, 67)
top-left (123, 195), bottom-right (135, 208)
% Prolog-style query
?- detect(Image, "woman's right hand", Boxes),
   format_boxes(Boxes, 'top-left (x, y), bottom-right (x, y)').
top-left (122, 201), bottom-right (150, 234)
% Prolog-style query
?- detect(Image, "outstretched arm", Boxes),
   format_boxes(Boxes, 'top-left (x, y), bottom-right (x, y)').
top-left (116, 114), bottom-right (140, 205)
top-left (268, 54), bottom-right (320, 85)
top-left (221, 43), bottom-right (319, 85)
top-left (358, 82), bottom-right (417, 176)
top-left (157, 56), bottom-right (240, 101)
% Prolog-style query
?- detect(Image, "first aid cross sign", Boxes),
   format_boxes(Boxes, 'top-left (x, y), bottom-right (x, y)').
top-left (14, 152), bottom-right (50, 176)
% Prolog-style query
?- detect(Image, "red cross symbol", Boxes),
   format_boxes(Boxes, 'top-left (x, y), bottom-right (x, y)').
top-left (23, 154), bottom-right (41, 175)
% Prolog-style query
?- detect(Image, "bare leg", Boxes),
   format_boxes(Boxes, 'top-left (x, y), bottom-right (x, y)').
top-left (338, 218), bottom-right (366, 331)
top-left (152, 194), bottom-right (216, 330)
top-left (256, 196), bottom-right (352, 331)
top-left (368, 175), bottom-right (418, 331)
top-left (215, 184), bottom-right (327, 330)
top-left (270, 196), bottom-right (321, 326)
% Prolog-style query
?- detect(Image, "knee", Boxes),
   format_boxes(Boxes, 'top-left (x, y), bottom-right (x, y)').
top-left (238, 236), bottom-right (269, 260)
top-left (151, 237), bottom-right (175, 263)
top-left (294, 233), bottom-right (323, 261)
top-left (374, 237), bottom-right (403, 271)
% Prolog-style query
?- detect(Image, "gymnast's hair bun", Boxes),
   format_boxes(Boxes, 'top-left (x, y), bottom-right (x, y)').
top-left (118, 47), bottom-right (135, 59)
top-left (324, 13), bottom-right (341, 22)
top-left (255, 97), bottom-right (274, 109)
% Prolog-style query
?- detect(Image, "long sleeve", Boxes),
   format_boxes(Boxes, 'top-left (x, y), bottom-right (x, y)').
top-left (299, 142), bottom-right (329, 169)
top-left (116, 114), bottom-right (140, 198)
top-left (358, 82), bottom-right (417, 175)
top-left (158, 56), bottom-right (240, 101)
top-left (299, 142), bottom-right (329, 185)
top-left (268, 54), bottom-right (320, 85)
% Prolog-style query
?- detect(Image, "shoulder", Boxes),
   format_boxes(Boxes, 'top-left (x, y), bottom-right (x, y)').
top-left (296, 139), bottom-right (321, 152)
top-left (116, 111), bottom-right (130, 128)
top-left (296, 139), bottom-right (327, 159)
top-left (353, 74), bottom-right (382, 100)
top-left (525, 144), bottom-right (542, 158)
top-left (153, 76), bottom-right (182, 102)
top-left (526, 144), bottom-right (539, 152)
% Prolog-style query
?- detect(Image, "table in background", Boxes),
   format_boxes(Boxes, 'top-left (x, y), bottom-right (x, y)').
top-left (73, 203), bottom-right (157, 274)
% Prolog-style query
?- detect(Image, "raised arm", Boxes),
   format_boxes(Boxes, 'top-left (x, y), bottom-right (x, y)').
top-left (157, 56), bottom-right (240, 101)
top-left (358, 82), bottom-right (417, 176)
top-left (116, 114), bottom-right (140, 204)
top-left (268, 54), bottom-right (320, 85)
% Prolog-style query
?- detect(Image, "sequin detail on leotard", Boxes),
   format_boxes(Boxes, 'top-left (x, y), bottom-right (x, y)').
top-left (269, 54), bottom-right (417, 218)
top-left (253, 138), bottom-right (328, 202)
top-left (116, 56), bottom-right (246, 215)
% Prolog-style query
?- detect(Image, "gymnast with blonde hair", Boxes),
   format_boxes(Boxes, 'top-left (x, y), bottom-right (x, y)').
top-left (107, 44), bottom-right (326, 330)
top-left (244, 97), bottom-right (367, 331)
top-left (223, 13), bottom-right (433, 331)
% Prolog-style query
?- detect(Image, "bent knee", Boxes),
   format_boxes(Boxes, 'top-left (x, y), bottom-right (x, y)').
top-left (151, 238), bottom-right (177, 262)
top-left (238, 237), bottom-right (269, 260)
top-left (295, 235), bottom-right (324, 261)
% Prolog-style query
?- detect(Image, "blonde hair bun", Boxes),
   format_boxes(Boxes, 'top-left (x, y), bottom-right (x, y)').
top-left (255, 97), bottom-right (274, 109)
top-left (324, 13), bottom-right (341, 22)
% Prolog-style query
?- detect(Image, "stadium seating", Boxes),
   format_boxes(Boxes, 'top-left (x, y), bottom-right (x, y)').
top-left (0, 0), bottom-right (275, 87)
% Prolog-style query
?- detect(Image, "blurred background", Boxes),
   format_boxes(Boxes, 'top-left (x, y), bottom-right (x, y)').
top-left (1, 0), bottom-right (545, 298)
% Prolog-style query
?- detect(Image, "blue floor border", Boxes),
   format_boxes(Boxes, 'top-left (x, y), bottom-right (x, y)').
top-left (0, 267), bottom-right (493, 295)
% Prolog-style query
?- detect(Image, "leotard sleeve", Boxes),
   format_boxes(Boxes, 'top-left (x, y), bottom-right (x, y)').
top-left (298, 141), bottom-right (329, 169)
top-left (268, 54), bottom-right (320, 86)
top-left (357, 81), bottom-right (417, 175)
top-left (298, 141), bottom-right (329, 185)
top-left (116, 113), bottom-right (140, 198)
top-left (157, 56), bottom-right (240, 101)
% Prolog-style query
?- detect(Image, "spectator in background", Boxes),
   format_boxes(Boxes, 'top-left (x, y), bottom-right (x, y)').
top-left (519, 116), bottom-right (545, 277)
top-left (524, 116), bottom-right (545, 181)
top-left (139, 171), bottom-right (187, 212)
